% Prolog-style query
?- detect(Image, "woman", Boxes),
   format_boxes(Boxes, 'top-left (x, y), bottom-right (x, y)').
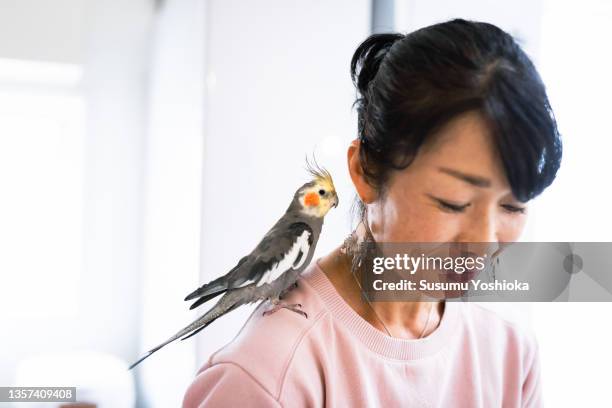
top-left (183, 18), bottom-right (561, 407)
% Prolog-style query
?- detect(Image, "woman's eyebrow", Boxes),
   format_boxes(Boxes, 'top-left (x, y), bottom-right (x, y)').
top-left (437, 166), bottom-right (491, 188)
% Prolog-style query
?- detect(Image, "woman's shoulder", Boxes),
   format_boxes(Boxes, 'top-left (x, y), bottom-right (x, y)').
top-left (191, 263), bottom-right (333, 398)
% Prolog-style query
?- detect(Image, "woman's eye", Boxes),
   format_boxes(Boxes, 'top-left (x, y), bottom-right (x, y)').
top-left (436, 199), bottom-right (470, 213)
top-left (318, 189), bottom-right (326, 196)
top-left (501, 204), bottom-right (526, 214)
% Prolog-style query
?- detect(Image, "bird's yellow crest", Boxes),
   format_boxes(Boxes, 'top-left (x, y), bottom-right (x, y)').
top-left (300, 156), bottom-right (338, 217)
top-left (305, 155), bottom-right (336, 193)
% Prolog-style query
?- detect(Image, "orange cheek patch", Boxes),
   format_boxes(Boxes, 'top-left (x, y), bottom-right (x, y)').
top-left (304, 192), bottom-right (320, 207)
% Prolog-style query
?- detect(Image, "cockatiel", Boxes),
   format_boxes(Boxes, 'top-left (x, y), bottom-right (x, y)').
top-left (128, 161), bottom-right (338, 370)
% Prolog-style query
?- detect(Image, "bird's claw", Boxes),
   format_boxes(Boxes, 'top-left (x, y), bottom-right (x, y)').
top-left (263, 302), bottom-right (308, 319)
top-left (279, 281), bottom-right (299, 300)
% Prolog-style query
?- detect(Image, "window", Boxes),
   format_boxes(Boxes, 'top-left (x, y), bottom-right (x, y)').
top-left (0, 58), bottom-right (84, 319)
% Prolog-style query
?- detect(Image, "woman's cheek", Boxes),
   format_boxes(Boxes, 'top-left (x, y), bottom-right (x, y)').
top-left (419, 213), bottom-right (460, 242)
top-left (497, 213), bottom-right (528, 242)
top-left (391, 207), bottom-right (453, 242)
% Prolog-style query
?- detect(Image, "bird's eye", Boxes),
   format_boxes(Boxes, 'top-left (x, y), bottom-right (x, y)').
top-left (318, 189), bottom-right (326, 196)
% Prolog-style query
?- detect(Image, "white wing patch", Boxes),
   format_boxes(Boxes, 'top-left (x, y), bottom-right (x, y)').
top-left (255, 230), bottom-right (311, 287)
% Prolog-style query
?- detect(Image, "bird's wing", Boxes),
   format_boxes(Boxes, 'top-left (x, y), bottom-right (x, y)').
top-left (184, 222), bottom-right (313, 310)
top-left (229, 221), bottom-right (314, 288)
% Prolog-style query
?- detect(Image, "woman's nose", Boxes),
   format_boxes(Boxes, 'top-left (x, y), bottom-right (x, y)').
top-left (458, 211), bottom-right (498, 244)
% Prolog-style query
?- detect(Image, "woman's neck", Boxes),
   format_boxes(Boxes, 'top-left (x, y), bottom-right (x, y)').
top-left (318, 246), bottom-right (444, 339)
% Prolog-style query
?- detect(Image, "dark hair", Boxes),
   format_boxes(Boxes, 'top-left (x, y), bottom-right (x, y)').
top-left (350, 18), bottom-right (562, 221)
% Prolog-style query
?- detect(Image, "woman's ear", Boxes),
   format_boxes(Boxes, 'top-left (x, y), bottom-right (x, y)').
top-left (347, 139), bottom-right (377, 204)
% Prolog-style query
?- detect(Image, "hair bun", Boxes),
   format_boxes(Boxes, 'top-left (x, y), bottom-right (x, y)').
top-left (350, 33), bottom-right (404, 95)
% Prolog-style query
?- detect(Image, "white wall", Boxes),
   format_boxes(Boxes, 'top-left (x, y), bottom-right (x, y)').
top-left (530, 0), bottom-right (612, 242)
top-left (195, 0), bottom-right (371, 368)
top-left (137, 0), bottom-right (207, 406)
top-left (0, 0), bottom-right (84, 64)
top-left (81, 0), bottom-right (152, 362)
top-left (395, 0), bottom-right (544, 63)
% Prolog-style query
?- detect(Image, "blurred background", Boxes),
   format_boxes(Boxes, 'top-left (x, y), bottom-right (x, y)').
top-left (0, 0), bottom-right (610, 406)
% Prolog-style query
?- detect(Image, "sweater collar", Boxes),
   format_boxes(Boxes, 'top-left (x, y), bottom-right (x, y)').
top-left (305, 259), bottom-right (462, 360)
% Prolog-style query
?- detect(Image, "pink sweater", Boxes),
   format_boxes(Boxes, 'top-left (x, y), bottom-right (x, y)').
top-left (183, 260), bottom-right (542, 407)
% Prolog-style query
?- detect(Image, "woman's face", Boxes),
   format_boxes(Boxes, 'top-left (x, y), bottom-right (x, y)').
top-left (349, 110), bottom-right (528, 245)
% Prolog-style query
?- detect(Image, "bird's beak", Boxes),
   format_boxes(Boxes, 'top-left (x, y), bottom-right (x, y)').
top-left (333, 195), bottom-right (339, 208)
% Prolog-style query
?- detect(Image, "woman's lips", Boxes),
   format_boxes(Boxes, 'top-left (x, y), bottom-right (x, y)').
top-left (438, 251), bottom-right (483, 283)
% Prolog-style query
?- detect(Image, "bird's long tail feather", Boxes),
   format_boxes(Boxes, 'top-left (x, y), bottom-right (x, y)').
top-left (184, 275), bottom-right (228, 302)
top-left (187, 290), bottom-right (225, 310)
top-left (128, 292), bottom-right (244, 370)
top-left (179, 302), bottom-right (241, 341)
